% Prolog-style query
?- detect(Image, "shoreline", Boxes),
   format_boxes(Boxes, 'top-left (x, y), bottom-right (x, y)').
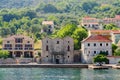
top-left (0, 64), bottom-right (88, 68)
top-left (0, 64), bottom-right (118, 69)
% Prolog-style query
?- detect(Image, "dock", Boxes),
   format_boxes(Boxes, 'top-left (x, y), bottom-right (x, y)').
top-left (112, 65), bottom-right (120, 69)
top-left (88, 65), bottom-right (112, 69)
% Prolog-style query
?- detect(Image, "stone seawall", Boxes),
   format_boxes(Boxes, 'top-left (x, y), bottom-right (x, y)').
top-left (0, 64), bottom-right (88, 68)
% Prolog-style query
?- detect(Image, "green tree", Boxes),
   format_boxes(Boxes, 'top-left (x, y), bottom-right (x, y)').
top-left (114, 48), bottom-right (120, 56)
top-left (0, 50), bottom-right (9, 59)
top-left (103, 24), bottom-right (119, 30)
top-left (56, 23), bottom-right (77, 38)
top-left (72, 27), bottom-right (87, 49)
top-left (112, 44), bottom-right (118, 54)
top-left (82, 1), bottom-right (99, 13)
top-left (93, 55), bottom-right (109, 65)
top-left (43, 4), bottom-right (58, 13)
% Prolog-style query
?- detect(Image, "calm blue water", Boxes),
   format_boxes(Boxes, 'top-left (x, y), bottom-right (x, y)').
top-left (0, 68), bottom-right (120, 80)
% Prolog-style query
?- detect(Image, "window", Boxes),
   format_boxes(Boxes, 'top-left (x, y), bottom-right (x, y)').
top-left (67, 46), bottom-right (70, 51)
top-left (106, 43), bottom-right (108, 46)
top-left (68, 41), bottom-right (70, 43)
top-left (94, 43), bottom-right (96, 46)
top-left (68, 56), bottom-right (69, 58)
top-left (94, 51), bottom-right (96, 54)
top-left (7, 41), bottom-right (10, 43)
top-left (15, 38), bottom-right (23, 43)
top-left (28, 41), bottom-right (30, 43)
top-left (100, 43), bottom-right (102, 46)
top-left (46, 56), bottom-right (48, 57)
top-left (46, 45), bottom-right (48, 51)
top-left (57, 41), bottom-right (59, 44)
top-left (88, 43), bottom-right (90, 46)
top-left (106, 51), bottom-right (108, 55)
top-left (88, 51), bottom-right (90, 54)
top-left (46, 40), bottom-right (48, 43)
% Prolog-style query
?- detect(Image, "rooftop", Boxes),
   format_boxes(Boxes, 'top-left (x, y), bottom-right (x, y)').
top-left (42, 21), bottom-right (54, 25)
top-left (4, 35), bottom-right (33, 41)
top-left (90, 30), bottom-right (120, 34)
top-left (82, 35), bottom-right (112, 42)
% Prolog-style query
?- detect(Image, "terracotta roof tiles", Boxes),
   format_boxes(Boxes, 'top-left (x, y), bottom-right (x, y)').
top-left (82, 35), bottom-right (112, 42)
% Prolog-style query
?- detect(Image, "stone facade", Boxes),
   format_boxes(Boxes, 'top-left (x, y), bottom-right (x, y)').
top-left (2, 35), bottom-right (34, 58)
top-left (81, 15), bottom-right (120, 30)
top-left (89, 30), bottom-right (120, 44)
top-left (107, 56), bottom-right (120, 64)
top-left (41, 37), bottom-right (74, 64)
top-left (41, 21), bottom-right (54, 34)
top-left (81, 35), bottom-right (112, 64)
top-left (81, 16), bottom-right (100, 30)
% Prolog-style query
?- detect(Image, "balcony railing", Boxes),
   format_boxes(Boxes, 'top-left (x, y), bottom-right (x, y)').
top-left (3, 48), bottom-right (12, 50)
top-left (3, 47), bottom-right (33, 50)
top-left (24, 48), bottom-right (34, 50)
top-left (14, 48), bottom-right (23, 50)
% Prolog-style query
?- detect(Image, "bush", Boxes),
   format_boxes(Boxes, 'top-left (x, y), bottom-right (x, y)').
top-left (0, 50), bottom-right (9, 59)
top-left (93, 55), bottom-right (109, 64)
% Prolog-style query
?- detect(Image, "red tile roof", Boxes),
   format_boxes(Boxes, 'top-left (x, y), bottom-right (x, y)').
top-left (82, 23), bottom-right (99, 24)
top-left (112, 30), bottom-right (120, 34)
top-left (82, 35), bottom-right (112, 42)
top-left (90, 30), bottom-right (111, 33)
top-left (90, 30), bottom-right (120, 34)
top-left (83, 16), bottom-right (97, 20)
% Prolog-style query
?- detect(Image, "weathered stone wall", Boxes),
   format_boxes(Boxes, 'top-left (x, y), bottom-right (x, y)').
top-left (107, 57), bottom-right (120, 64)
top-left (41, 37), bottom-right (74, 64)
top-left (0, 58), bottom-right (33, 64)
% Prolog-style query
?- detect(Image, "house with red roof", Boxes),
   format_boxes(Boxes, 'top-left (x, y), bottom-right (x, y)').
top-left (81, 35), bottom-right (112, 63)
top-left (103, 15), bottom-right (120, 27)
top-left (81, 15), bottom-right (120, 30)
top-left (81, 16), bottom-right (100, 30)
top-left (89, 30), bottom-right (120, 44)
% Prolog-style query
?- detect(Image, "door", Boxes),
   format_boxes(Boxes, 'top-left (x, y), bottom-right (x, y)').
top-left (56, 59), bottom-right (59, 64)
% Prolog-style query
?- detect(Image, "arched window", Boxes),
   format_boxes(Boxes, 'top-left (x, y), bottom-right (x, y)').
top-left (67, 46), bottom-right (70, 51)
top-left (46, 45), bottom-right (48, 51)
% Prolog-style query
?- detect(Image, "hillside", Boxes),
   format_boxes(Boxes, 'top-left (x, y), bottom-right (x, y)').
top-left (0, 0), bottom-right (120, 41)
top-left (0, 0), bottom-right (119, 9)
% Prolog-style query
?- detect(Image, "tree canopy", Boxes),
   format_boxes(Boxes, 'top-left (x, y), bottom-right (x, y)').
top-left (93, 55), bottom-right (109, 64)
top-left (56, 23), bottom-right (88, 50)
top-left (0, 50), bottom-right (9, 59)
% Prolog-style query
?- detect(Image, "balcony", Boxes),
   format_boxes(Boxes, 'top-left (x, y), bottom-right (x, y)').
top-left (3, 48), bottom-right (12, 50)
top-left (24, 48), bottom-right (34, 50)
top-left (14, 48), bottom-right (23, 50)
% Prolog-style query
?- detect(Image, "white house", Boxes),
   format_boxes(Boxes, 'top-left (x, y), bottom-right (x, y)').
top-left (81, 35), bottom-right (112, 63)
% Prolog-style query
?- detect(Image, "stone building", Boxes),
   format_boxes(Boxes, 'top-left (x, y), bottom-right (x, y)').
top-left (103, 15), bottom-right (120, 27)
top-left (81, 15), bottom-right (120, 30)
top-left (81, 16), bottom-right (100, 30)
top-left (89, 30), bottom-right (120, 44)
top-left (41, 21), bottom-right (54, 34)
top-left (41, 37), bottom-right (74, 64)
top-left (2, 35), bottom-right (34, 58)
top-left (81, 35), bottom-right (112, 63)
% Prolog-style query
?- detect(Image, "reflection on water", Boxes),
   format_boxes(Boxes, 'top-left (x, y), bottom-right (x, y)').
top-left (0, 68), bottom-right (120, 80)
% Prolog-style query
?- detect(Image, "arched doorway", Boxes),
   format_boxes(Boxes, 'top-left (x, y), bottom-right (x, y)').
top-left (55, 55), bottom-right (60, 64)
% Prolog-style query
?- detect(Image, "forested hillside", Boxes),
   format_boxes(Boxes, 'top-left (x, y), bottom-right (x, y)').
top-left (0, 0), bottom-right (120, 42)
